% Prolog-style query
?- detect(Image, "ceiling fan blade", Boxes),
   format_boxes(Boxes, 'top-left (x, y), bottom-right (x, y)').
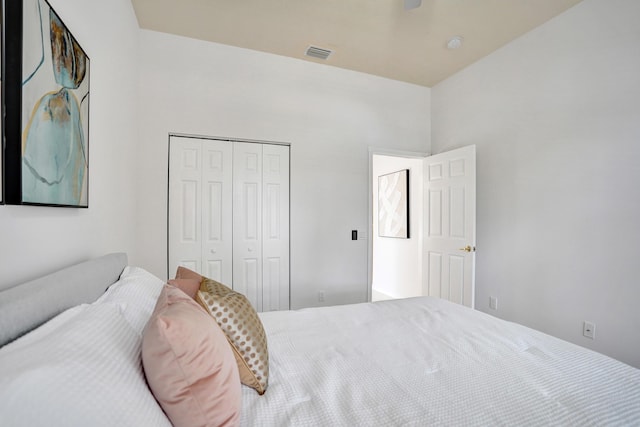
top-left (404, 0), bottom-right (422, 10)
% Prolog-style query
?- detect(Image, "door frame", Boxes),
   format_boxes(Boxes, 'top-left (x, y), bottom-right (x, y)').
top-left (169, 132), bottom-right (291, 147)
top-left (367, 147), bottom-right (429, 302)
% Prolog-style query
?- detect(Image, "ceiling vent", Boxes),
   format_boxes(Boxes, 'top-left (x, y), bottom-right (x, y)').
top-left (305, 46), bottom-right (333, 60)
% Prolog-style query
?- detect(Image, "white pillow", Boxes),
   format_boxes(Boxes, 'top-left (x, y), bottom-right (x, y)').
top-left (96, 266), bottom-right (165, 334)
top-left (0, 303), bottom-right (171, 427)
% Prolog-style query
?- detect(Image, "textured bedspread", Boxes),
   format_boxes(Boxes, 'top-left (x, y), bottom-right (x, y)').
top-left (242, 297), bottom-right (640, 426)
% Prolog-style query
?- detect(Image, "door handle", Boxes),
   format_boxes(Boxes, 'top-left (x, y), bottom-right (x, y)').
top-left (459, 245), bottom-right (475, 252)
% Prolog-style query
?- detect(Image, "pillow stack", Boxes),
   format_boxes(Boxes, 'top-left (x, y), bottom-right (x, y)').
top-left (141, 267), bottom-right (270, 427)
top-left (176, 266), bottom-right (270, 395)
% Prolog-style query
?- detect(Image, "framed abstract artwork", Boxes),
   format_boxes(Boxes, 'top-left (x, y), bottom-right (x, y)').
top-left (4, 0), bottom-right (89, 207)
top-left (1, 0), bottom-right (4, 204)
top-left (378, 169), bottom-right (410, 239)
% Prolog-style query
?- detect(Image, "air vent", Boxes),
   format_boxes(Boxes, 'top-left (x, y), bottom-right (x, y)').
top-left (305, 46), bottom-right (333, 60)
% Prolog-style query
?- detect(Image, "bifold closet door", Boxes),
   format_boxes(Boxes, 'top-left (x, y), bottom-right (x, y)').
top-left (233, 143), bottom-right (263, 308)
top-left (168, 137), bottom-right (233, 283)
top-left (262, 144), bottom-right (290, 311)
top-left (170, 137), bottom-right (290, 311)
top-left (232, 143), bottom-right (290, 311)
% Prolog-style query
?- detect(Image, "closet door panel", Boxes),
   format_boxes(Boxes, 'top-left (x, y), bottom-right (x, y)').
top-left (202, 141), bottom-right (233, 284)
top-left (262, 144), bottom-right (290, 311)
top-left (233, 143), bottom-right (263, 311)
top-left (169, 137), bottom-right (203, 276)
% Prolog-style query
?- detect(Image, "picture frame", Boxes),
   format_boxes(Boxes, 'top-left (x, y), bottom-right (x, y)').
top-left (378, 169), bottom-right (410, 239)
top-left (4, 0), bottom-right (90, 208)
top-left (1, 0), bottom-right (5, 204)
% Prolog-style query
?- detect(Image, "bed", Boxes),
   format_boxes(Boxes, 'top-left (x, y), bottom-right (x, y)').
top-left (0, 254), bottom-right (638, 426)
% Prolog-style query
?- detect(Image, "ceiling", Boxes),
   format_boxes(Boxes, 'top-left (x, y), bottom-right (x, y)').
top-left (130, 0), bottom-right (583, 88)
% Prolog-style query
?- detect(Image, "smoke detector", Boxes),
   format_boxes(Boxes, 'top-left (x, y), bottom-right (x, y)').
top-left (447, 36), bottom-right (463, 49)
top-left (404, 0), bottom-right (422, 10)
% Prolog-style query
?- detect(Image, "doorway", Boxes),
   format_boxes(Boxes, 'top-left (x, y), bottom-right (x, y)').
top-left (369, 145), bottom-right (476, 308)
top-left (370, 153), bottom-right (425, 301)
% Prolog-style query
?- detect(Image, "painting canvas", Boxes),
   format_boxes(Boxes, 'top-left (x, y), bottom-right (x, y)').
top-left (378, 169), bottom-right (409, 238)
top-left (1, 1), bottom-right (4, 204)
top-left (4, 0), bottom-right (89, 207)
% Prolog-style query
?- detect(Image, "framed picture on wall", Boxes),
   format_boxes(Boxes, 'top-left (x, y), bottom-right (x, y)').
top-left (1, 0), bottom-right (4, 204)
top-left (4, 0), bottom-right (90, 207)
top-left (378, 169), bottom-right (410, 239)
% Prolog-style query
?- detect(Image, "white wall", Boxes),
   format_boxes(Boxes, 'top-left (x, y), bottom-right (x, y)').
top-left (371, 155), bottom-right (424, 299)
top-left (0, 0), bottom-right (140, 290)
top-left (135, 30), bottom-right (430, 308)
top-left (432, 0), bottom-right (640, 367)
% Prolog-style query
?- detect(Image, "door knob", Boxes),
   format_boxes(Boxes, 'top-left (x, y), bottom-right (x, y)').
top-left (210, 249), bottom-right (217, 254)
top-left (459, 245), bottom-right (475, 252)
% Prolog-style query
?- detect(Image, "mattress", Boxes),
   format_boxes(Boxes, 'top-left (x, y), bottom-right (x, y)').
top-left (242, 297), bottom-right (640, 426)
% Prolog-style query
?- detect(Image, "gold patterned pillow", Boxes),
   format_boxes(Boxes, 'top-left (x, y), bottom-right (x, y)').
top-left (196, 278), bottom-right (269, 395)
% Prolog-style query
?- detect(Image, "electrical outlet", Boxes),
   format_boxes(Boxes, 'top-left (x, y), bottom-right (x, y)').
top-left (583, 321), bottom-right (595, 339)
top-left (318, 291), bottom-right (325, 302)
top-left (489, 296), bottom-right (498, 310)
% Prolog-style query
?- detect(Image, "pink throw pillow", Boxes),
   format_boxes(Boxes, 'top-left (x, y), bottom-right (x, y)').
top-left (175, 266), bottom-right (203, 282)
top-left (167, 278), bottom-right (200, 299)
top-left (142, 284), bottom-right (241, 427)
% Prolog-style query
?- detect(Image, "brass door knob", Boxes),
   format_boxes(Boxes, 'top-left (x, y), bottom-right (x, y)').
top-left (459, 245), bottom-right (475, 252)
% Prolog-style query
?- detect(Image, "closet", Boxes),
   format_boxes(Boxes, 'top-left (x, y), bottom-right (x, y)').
top-left (168, 135), bottom-right (290, 311)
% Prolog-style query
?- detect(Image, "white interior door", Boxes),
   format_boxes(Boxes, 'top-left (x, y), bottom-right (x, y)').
top-left (169, 136), bottom-right (233, 282)
top-left (423, 145), bottom-right (476, 308)
top-left (233, 142), bottom-right (263, 310)
top-left (169, 137), bottom-right (204, 275)
top-left (201, 140), bottom-right (233, 283)
top-left (169, 136), bottom-right (290, 311)
top-left (262, 144), bottom-right (290, 311)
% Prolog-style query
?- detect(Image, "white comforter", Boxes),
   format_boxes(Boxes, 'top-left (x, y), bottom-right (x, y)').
top-left (242, 297), bottom-right (640, 426)
top-left (1, 266), bottom-right (637, 426)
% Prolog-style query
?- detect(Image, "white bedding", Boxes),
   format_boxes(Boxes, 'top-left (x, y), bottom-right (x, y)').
top-left (1, 266), bottom-right (638, 426)
top-left (0, 267), bottom-right (171, 427)
top-left (243, 297), bottom-right (640, 426)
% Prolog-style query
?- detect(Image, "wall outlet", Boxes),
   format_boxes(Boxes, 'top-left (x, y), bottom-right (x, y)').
top-left (489, 296), bottom-right (498, 310)
top-left (318, 291), bottom-right (325, 302)
top-left (583, 321), bottom-right (595, 339)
